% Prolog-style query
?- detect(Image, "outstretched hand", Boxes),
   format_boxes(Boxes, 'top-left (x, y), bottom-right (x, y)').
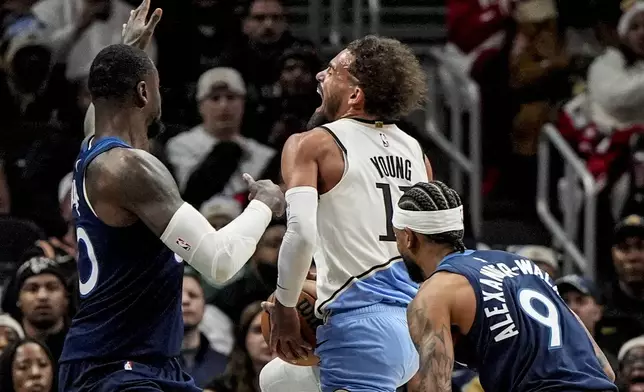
top-left (121, 0), bottom-right (162, 50)
top-left (261, 300), bottom-right (313, 363)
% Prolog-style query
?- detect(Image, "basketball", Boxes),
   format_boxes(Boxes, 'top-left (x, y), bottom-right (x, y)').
top-left (261, 280), bottom-right (321, 366)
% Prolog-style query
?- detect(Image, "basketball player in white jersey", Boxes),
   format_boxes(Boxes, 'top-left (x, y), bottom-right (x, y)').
top-left (260, 35), bottom-right (433, 392)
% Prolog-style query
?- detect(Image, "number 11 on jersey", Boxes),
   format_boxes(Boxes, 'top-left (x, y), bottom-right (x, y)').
top-left (376, 183), bottom-right (411, 242)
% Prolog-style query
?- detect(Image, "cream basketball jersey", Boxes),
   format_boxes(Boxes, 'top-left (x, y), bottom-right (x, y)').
top-left (314, 118), bottom-right (428, 318)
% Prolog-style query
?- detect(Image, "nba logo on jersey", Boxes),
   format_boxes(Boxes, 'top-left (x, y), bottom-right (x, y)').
top-left (124, 361), bottom-right (133, 371)
top-left (380, 132), bottom-right (389, 147)
top-left (176, 238), bottom-right (192, 251)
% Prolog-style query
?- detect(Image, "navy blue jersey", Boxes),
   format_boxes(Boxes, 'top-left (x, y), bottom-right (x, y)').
top-left (60, 136), bottom-right (183, 363)
top-left (435, 250), bottom-right (617, 392)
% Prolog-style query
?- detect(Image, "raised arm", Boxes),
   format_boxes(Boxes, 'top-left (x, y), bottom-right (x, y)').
top-left (408, 278), bottom-right (455, 392)
top-left (91, 148), bottom-right (283, 284)
top-left (83, 0), bottom-right (161, 137)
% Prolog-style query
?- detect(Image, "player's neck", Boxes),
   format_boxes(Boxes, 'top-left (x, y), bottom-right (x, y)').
top-left (22, 318), bottom-right (64, 339)
top-left (94, 104), bottom-right (150, 150)
top-left (419, 244), bottom-right (457, 279)
top-left (340, 108), bottom-right (379, 122)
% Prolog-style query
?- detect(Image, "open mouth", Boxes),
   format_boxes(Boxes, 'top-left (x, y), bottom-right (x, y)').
top-left (629, 373), bottom-right (644, 392)
top-left (317, 84), bottom-right (323, 98)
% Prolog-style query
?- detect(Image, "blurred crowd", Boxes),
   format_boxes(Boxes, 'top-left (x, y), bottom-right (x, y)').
top-left (0, 0), bottom-right (642, 391)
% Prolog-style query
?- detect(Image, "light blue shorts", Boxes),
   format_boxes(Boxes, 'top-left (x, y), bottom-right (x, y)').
top-left (315, 304), bottom-right (419, 392)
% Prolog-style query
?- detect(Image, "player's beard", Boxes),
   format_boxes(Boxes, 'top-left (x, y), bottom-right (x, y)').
top-left (307, 90), bottom-right (340, 130)
top-left (307, 109), bottom-right (330, 130)
top-left (403, 257), bottom-right (426, 284)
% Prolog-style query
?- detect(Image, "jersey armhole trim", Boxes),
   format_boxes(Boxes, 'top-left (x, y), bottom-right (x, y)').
top-left (318, 126), bottom-right (349, 197)
top-left (320, 126), bottom-right (347, 155)
top-left (80, 142), bottom-right (130, 223)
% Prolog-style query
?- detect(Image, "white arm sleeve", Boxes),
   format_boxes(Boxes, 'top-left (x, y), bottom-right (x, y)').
top-left (275, 187), bottom-right (318, 307)
top-left (161, 200), bottom-right (272, 284)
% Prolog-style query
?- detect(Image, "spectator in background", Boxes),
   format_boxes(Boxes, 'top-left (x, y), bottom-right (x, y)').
top-left (509, 0), bottom-right (570, 157)
top-left (210, 224), bottom-right (285, 324)
top-left (557, 275), bottom-right (603, 334)
top-left (31, 0), bottom-right (156, 82)
top-left (263, 47), bottom-right (321, 149)
top-left (49, 172), bottom-right (76, 260)
top-left (445, 0), bottom-right (515, 189)
top-left (153, 0), bottom-right (245, 124)
top-left (588, 0), bottom-right (644, 131)
top-left (0, 338), bottom-right (56, 392)
top-left (0, 15), bottom-right (80, 236)
top-left (513, 245), bottom-right (560, 278)
top-left (204, 302), bottom-right (276, 392)
top-left (166, 67), bottom-right (277, 210)
top-left (237, 0), bottom-right (314, 104)
top-left (598, 215), bottom-right (644, 357)
top-left (617, 336), bottom-right (644, 392)
top-left (2, 256), bottom-right (71, 360)
top-left (0, 314), bottom-right (24, 355)
top-left (556, 274), bottom-right (620, 371)
top-left (180, 270), bottom-right (228, 388)
top-left (200, 196), bottom-right (243, 230)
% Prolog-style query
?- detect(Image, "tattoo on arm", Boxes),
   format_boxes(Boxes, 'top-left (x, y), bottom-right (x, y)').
top-left (408, 303), bottom-right (453, 392)
top-left (570, 309), bottom-right (614, 380)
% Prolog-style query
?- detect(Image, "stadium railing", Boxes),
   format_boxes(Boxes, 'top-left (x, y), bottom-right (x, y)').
top-left (423, 46), bottom-right (483, 239)
top-left (536, 123), bottom-right (599, 280)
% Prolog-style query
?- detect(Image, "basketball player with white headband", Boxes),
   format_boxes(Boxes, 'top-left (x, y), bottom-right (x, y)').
top-left (393, 181), bottom-right (617, 392)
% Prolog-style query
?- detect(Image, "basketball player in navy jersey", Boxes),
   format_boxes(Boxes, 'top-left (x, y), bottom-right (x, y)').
top-left (58, 2), bottom-right (285, 391)
top-left (393, 181), bottom-right (617, 392)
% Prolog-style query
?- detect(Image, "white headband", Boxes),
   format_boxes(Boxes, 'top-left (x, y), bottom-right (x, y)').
top-left (392, 204), bottom-right (464, 234)
top-left (618, 335), bottom-right (644, 361)
top-left (618, 2), bottom-right (644, 38)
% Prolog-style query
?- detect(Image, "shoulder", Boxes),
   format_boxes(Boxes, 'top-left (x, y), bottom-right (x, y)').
top-left (411, 271), bottom-right (473, 314)
top-left (283, 128), bottom-right (336, 157)
top-left (423, 271), bottom-right (471, 299)
top-left (285, 128), bottom-right (336, 149)
top-left (87, 148), bottom-right (166, 194)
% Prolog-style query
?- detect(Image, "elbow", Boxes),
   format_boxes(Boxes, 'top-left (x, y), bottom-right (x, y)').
top-left (289, 221), bottom-right (317, 254)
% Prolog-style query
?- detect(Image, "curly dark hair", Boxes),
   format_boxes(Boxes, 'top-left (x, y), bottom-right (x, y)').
top-left (345, 35), bottom-right (427, 119)
top-left (398, 181), bottom-right (465, 252)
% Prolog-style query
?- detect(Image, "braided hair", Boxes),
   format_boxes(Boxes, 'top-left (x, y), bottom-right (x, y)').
top-left (397, 181), bottom-right (466, 252)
